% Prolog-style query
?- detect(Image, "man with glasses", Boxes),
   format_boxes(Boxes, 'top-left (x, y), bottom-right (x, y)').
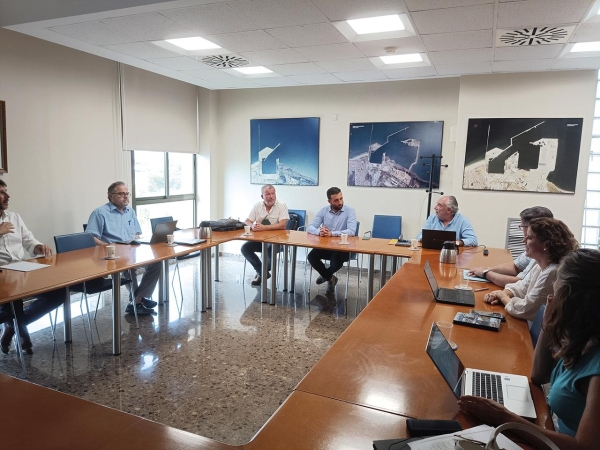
top-left (468, 206), bottom-right (554, 288)
top-left (86, 181), bottom-right (159, 315)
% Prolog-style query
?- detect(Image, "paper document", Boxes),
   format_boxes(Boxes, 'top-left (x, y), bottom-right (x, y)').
top-left (0, 261), bottom-right (51, 272)
top-left (463, 270), bottom-right (487, 282)
top-left (408, 425), bottom-right (522, 450)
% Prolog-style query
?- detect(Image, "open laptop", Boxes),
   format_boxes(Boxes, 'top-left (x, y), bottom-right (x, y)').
top-left (425, 322), bottom-right (537, 419)
top-left (421, 229), bottom-right (456, 250)
top-left (138, 220), bottom-right (177, 244)
top-left (423, 260), bottom-right (475, 306)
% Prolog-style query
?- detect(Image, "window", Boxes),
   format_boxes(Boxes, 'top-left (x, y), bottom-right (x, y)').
top-left (581, 71), bottom-right (600, 249)
top-left (132, 151), bottom-right (196, 237)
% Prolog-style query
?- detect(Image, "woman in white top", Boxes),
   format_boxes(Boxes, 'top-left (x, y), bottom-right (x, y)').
top-left (484, 218), bottom-right (578, 320)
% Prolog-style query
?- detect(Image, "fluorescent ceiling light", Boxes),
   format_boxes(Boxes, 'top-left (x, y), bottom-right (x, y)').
top-left (165, 37), bottom-right (220, 50)
top-left (347, 15), bottom-right (404, 35)
top-left (380, 53), bottom-right (422, 64)
top-left (234, 66), bottom-right (272, 74)
top-left (571, 42), bottom-right (600, 52)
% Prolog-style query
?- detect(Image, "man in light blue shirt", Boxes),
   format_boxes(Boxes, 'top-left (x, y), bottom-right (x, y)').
top-left (86, 181), bottom-right (160, 315)
top-left (417, 195), bottom-right (477, 247)
top-left (307, 187), bottom-right (357, 294)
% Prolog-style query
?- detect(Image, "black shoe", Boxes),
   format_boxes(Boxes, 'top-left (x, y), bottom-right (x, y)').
top-left (316, 276), bottom-right (326, 285)
top-left (250, 273), bottom-right (271, 286)
top-left (0, 323), bottom-right (14, 354)
top-left (325, 275), bottom-right (338, 294)
top-left (20, 329), bottom-right (33, 355)
top-left (125, 302), bottom-right (155, 315)
top-left (141, 298), bottom-right (158, 308)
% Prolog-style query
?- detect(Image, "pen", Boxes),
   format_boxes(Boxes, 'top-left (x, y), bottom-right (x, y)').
top-left (475, 288), bottom-right (489, 292)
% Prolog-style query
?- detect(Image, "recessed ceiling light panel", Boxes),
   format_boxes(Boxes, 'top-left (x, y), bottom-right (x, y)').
top-left (166, 37), bottom-right (220, 50)
top-left (571, 41), bottom-right (600, 52)
top-left (347, 15), bottom-right (404, 35)
top-left (380, 53), bottom-right (422, 64)
top-left (234, 66), bottom-right (272, 74)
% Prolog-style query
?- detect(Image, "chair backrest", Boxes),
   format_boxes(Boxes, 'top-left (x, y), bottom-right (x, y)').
top-left (54, 232), bottom-right (96, 254)
top-left (150, 216), bottom-right (174, 232)
top-left (372, 215), bottom-right (402, 239)
top-left (287, 209), bottom-right (306, 230)
top-left (529, 304), bottom-right (546, 348)
top-left (506, 217), bottom-right (525, 259)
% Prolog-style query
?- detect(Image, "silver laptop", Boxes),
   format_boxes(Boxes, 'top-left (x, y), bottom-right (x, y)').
top-left (425, 322), bottom-right (536, 419)
top-left (138, 220), bottom-right (177, 244)
top-left (173, 236), bottom-right (206, 246)
top-left (423, 260), bottom-right (475, 306)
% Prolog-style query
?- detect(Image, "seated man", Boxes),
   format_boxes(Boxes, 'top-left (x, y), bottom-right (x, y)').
top-left (241, 184), bottom-right (288, 286)
top-left (86, 181), bottom-right (159, 315)
top-left (307, 187), bottom-right (357, 294)
top-left (0, 179), bottom-right (65, 354)
top-left (417, 195), bottom-right (477, 247)
top-left (468, 206), bottom-right (553, 288)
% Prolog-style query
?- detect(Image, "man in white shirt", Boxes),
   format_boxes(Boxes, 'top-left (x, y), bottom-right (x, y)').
top-left (0, 179), bottom-right (65, 354)
top-left (242, 185), bottom-right (289, 286)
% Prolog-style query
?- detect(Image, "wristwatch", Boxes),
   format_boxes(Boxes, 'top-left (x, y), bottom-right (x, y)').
top-left (482, 269), bottom-right (490, 280)
top-left (455, 240), bottom-right (461, 248)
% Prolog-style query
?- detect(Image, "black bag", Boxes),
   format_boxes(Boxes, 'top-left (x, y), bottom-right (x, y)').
top-left (199, 219), bottom-right (246, 232)
top-left (288, 212), bottom-right (300, 231)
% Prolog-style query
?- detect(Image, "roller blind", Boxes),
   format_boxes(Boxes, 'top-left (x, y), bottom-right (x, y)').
top-left (122, 65), bottom-right (197, 153)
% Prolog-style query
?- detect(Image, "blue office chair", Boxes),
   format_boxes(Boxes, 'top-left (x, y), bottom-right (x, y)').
top-left (150, 216), bottom-right (184, 306)
top-left (529, 304), bottom-right (545, 348)
top-left (372, 215), bottom-right (402, 286)
top-left (54, 232), bottom-right (137, 334)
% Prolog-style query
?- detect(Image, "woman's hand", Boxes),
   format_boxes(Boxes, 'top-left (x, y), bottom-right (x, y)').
top-left (484, 290), bottom-right (508, 305)
top-left (458, 396), bottom-right (521, 426)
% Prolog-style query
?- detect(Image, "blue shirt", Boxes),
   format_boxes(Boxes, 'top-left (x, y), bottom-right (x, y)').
top-left (307, 205), bottom-right (357, 237)
top-left (86, 202), bottom-right (142, 244)
top-left (417, 212), bottom-right (478, 246)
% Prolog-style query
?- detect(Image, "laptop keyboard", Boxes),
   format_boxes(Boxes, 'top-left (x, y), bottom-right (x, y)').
top-left (473, 372), bottom-right (504, 404)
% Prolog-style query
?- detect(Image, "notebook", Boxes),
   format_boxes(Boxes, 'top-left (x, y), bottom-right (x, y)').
top-left (421, 229), bottom-right (456, 250)
top-left (138, 220), bottom-right (177, 244)
top-left (425, 322), bottom-right (536, 419)
top-left (423, 260), bottom-right (475, 306)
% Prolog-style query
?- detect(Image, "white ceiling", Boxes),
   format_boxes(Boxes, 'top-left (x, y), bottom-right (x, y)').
top-left (3, 0), bottom-right (600, 90)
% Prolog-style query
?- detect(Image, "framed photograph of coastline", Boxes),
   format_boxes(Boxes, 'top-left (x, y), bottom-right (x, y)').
top-left (462, 118), bottom-right (583, 193)
top-left (0, 101), bottom-right (7, 174)
top-left (347, 121), bottom-right (444, 188)
top-left (250, 117), bottom-right (319, 186)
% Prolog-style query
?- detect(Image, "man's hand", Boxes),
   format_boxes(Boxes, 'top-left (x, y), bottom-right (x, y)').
top-left (33, 244), bottom-right (53, 257)
top-left (252, 223), bottom-right (266, 232)
top-left (0, 222), bottom-right (15, 236)
top-left (319, 226), bottom-right (331, 237)
top-left (468, 266), bottom-right (487, 277)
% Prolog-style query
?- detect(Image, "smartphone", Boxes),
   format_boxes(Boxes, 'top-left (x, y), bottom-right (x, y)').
top-left (470, 309), bottom-right (506, 322)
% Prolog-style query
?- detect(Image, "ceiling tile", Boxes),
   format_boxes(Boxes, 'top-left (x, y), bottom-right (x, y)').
top-left (251, 77), bottom-right (301, 86)
top-left (382, 66), bottom-right (437, 78)
top-left (227, 0), bottom-right (328, 28)
top-left (288, 73), bottom-right (343, 84)
top-left (316, 58), bottom-right (377, 72)
top-left (435, 61), bottom-right (492, 75)
top-left (311, 0), bottom-right (406, 21)
top-left (295, 43), bottom-right (364, 61)
top-left (206, 30), bottom-right (286, 53)
top-left (180, 69), bottom-right (219, 80)
top-left (411, 4), bottom-right (494, 34)
top-left (571, 22), bottom-right (600, 43)
top-left (215, 78), bottom-right (260, 88)
top-left (354, 37), bottom-right (425, 57)
top-left (552, 57), bottom-right (600, 70)
top-left (494, 44), bottom-right (564, 61)
top-left (422, 30), bottom-right (493, 51)
top-left (239, 48), bottom-right (309, 65)
top-left (100, 12), bottom-right (194, 41)
top-left (48, 21), bottom-right (139, 46)
top-left (103, 42), bottom-right (182, 59)
top-left (265, 62), bottom-right (327, 75)
top-left (188, 70), bottom-right (241, 81)
top-left (146, 57), bottom-right (212, 70)
top-left (497, 0), bottom-right (592, 29)
top-left (493, 59), bottom-right (554, 72)
top-left (406, 0), bottom-right (493, 11)
top-left (333, 70), bottom-right (387, 81)
top-left (160, 4), bottom-right (258, 35)
top-left (265, 23), bottom-right (347, 48)
top-left (429, 48), bottom-right (492, 64)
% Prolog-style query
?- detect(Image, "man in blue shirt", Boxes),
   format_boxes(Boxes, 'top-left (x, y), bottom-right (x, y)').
top-left (86, 181), bottom-right (159, 315)
top-left (417, 195), bottom-right (477, 247)
top-left (307, 187), bottom-right (357, 294)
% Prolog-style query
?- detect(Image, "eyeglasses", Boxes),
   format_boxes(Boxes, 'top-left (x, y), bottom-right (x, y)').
top-left (110, 192), bottom-right (130, 197)
top-left (518, 225), bottom-right (528, 230)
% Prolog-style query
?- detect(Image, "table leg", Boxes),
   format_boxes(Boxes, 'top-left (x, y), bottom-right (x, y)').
top-left (199, 249), bottom-right (206, 313)
top-left (261, 242), bottom-right (268, 304)
top-left (63, 287), bottom-right (72, 343)
top-left (214, 245), bottom-right (219, 281)
top-left (270, 243), bottom-right (278, 305)
top-left (290, 246), bottom-right (297, 293)
top-left (206, 249), bottom-right (213, 310)
top-left (10, 303), bottom-right (26, 378)
top-left (392, 257), bottom-right (398, 275)
top-left (159, 260), bottom-right (169, 304)
top-left (283, 245), bottom-right (288, 292)
top-left (112, 272), bottom-right (121, 355)
top-left (366, 254), bottom-right (375, 303)
top-left (380, 256), bottom-right (388, 287)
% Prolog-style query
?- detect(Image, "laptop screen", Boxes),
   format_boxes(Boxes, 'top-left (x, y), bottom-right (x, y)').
top-left (425, 322), bottom-right (465, 399)
top-left (423, 260), bottom-right (439, 296)
top-left (421, 229), bottom-right (456, 250)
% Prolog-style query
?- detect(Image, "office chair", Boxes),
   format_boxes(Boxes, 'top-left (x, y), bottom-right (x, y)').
top-left (371, 215), bottom-right (402, 286)
top-left (529, 304), bottom-right (545, 348)
top-left (149, 216), bottom-right (184, 305)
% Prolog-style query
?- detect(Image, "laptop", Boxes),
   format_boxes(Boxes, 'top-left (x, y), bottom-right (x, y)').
top-left (173, 236), bottom-right (206, 246)
top-left (138, 220), bottom-right (177, 244)
top-left (423, 260), bottom-right (475, 306)
top-left (425, 322), bottom-right (537, 419)
top-left (421, 229), bottom-right (456, 250)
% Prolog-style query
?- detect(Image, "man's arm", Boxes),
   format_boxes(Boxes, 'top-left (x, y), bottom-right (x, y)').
top-left (17, 214), bottom-right (43, 254)
top-left (482, 271), bottom-right (520, 289)
top-left (307, 208), bottom-right (325, 235)
top-left (458, 217), bottom-right (477, 246)
top-left (86, 209), bottom-right (106, 244)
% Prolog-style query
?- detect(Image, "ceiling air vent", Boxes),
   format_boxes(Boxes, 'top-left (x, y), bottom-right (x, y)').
top-left (201, 55), bottom-right (250, 68)
top-left (496, 25), bottom-right (575, 47)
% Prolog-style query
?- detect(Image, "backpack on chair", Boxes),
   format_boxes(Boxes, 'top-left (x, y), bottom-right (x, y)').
top-left (288, 212), bottom-right (300, 231)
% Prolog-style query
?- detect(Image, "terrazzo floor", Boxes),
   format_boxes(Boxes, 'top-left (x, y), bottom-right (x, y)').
top-left (0, 254), bottom-right (379, 445)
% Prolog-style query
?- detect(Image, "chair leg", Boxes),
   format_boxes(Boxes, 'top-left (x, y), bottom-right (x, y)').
top-left (243, 259), bottom-right (247, 283)
top-left (80, 292), bottom-right (94, 345)
top-left (48, 312), bottom-right (56, 341)
top-left (345, 260), bottom-right (350, 301)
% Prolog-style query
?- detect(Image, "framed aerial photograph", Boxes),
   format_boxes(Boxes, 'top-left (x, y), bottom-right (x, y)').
top-left (250, 117), bottom-right (319, 186)
top-left (0, 101), bottom-right (6, 174)
top-left (347, 121), bottom-right (444, 188)
top-left (463, 118), bottom-right (583, 193)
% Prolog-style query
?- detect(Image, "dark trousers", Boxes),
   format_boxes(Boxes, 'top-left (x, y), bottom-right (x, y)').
top-left (241, 241), bottom-right (272, 274)
top-left (0, 288), bottom-right (65, 327)
top-left (307, 249), bottom-right (350, 281)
